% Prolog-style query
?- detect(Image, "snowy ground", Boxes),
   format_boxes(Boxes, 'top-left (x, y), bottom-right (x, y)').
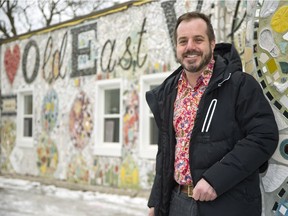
top-left (0, 176), bottom-right (149, 216)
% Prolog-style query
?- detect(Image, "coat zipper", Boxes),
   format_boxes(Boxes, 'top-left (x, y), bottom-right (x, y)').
top-left (199, 73), bottom-right (231, 133)
top-left (201, 99), bottom-right (218, 132)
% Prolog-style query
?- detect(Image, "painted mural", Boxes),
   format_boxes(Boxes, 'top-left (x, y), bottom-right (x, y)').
top-left (69, 91), bottom-right (93, 150)
top-left (250, 1), bottom-right (288, 215)
top-left (67, 153), bottom-right (89, 184)
top-left (0, 120), bottom-right (16, 171)
top-left (4, 45), bottom-right (20, 85)
top-left (36, 133), bottom-right (58, 176)
top-left (42, 88), bottom-right (59, 133)
top-left (0, 1), bottom-right (288, 215)
top-left (92, 157), bottom-right (120, 187)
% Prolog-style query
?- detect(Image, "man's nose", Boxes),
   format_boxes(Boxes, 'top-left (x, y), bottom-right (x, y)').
top-left (185, 40), bottom-right (196, 51)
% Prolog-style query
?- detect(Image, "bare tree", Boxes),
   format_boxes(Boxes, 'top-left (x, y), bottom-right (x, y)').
top-left (0, 0), bottom-right (115, 40)
top-left (65, 0), bottom-right (108, 18)
top-left (0, 0), bottom-right (18, 38)
top-left (38, 0), bottom-right (67, 26)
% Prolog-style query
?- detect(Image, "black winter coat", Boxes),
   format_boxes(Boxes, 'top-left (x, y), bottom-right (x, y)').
top-left (146, 43), bottom-right (279, 216)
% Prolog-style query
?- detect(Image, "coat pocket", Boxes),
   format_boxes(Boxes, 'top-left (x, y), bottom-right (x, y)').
top-left (192, 136), bottom-right (232, 169)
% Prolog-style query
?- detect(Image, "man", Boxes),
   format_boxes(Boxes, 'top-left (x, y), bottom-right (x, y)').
top-left (146, 12), bottom-right (278, 216)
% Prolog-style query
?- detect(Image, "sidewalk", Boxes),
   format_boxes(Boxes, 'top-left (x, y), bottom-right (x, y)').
top-left (0, 176), bottom-right (149, 216)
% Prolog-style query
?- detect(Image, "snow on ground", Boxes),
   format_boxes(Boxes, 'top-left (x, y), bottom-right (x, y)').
top-left (0, 176), bottom-right (149, 216)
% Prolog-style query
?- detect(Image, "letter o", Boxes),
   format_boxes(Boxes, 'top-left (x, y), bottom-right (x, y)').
top-left (22, 40), bottom-right (40, 83)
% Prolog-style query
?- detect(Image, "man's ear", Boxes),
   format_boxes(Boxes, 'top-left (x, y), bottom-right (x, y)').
top-left (211, 40), bottom-right (216, 50)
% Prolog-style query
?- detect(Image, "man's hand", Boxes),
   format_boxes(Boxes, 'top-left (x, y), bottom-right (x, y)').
top-left (192, 178), bottom-right (217, 201)
top-left (148, 207), bottom-right (155, 216)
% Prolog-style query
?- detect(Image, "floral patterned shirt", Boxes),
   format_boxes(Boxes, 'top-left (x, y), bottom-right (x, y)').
top-left (173, 60), bottom-right (215, 185)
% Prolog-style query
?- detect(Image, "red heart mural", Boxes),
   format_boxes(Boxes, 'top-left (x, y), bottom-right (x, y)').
top-left (4, 45), bottom-right (21, 84)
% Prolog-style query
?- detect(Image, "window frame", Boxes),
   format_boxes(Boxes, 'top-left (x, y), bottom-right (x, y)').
top-left (16, 88), bottom-right (34, 148)
top-left (139, 72), bottom-right (171, 159)
top-left (94, 79), bottom-right (123, 157)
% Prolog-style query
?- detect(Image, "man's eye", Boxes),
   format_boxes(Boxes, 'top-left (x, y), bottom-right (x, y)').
top-left (195, 39), bottom-right (203, 43)
top-left (178, 40), bottom-right (187, 44)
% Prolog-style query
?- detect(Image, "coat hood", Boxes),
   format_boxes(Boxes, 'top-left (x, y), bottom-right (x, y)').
top-left (213, 43), bottom-right (243, 76)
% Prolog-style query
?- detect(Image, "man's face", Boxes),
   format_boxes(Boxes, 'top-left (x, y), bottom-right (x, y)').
top-left (176, 18), bottom-right (215, 74)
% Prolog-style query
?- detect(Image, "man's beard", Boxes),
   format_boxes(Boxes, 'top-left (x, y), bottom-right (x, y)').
top-left (180, 47), bottom-right (213, 73)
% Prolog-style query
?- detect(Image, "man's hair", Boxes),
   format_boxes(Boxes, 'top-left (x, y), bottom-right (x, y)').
top-left (174, 12), bottom-right (215, 43)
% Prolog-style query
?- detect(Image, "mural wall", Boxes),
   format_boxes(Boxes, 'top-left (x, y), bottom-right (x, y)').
top-left (0, 0), bottom-right (287, 215)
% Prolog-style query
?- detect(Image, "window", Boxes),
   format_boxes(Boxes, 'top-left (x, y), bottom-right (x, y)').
top-left (139, 72), bottom-right (171, 159)
top-left (17, 89), bottom-right (34, 147)
top-left (94, 79), bottom-right (122, 156)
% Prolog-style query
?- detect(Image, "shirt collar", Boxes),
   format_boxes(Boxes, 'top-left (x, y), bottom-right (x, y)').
top-left (179, 58), bottom-right (215, 88)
